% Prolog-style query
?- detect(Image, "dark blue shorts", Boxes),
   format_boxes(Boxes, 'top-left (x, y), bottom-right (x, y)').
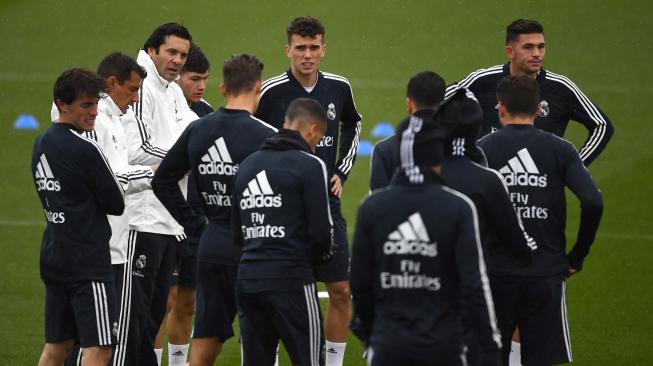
top-left (314, 198), bottom-right (349, 283)
top-left (170, 239), bottom-right (197, 288)
top-left (490, 275), bottom-right (567, 366)
top-left (193, 261), bottom-right (237, 342)
top-left (237, 282), bottom-right (324, 366)
top-left (45, 279), bottom-right (118, 348)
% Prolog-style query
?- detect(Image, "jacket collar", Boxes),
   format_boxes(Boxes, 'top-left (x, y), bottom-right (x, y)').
top-left (261, 128), bottom-right (313, 154)
top-left (502, 62), bottom-right (547, 83)
top-left (285, 69), bottom-right (323, 93)
top-left (98, 93), bottom-right (123, 117)
top-left (137, 49), bottom-right (179, 89)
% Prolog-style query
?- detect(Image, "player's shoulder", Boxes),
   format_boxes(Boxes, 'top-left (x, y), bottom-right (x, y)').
top-left (459, 64), bottom-right (504, 83)
top-left (321, 70), bottom-right (352, 85)
top-left (440, 185), bottom-right (478, 214)
top-left (298, 150), bottom-right (327, 171)
top-left (260, 71), bottom-right (291, 98)
top-left (248, 114), bottom-right (279, 134)
top-left (542, 69), bottom-right (583, 94)
top-left (321, 70), bottom-right (356, 92)
top-left (373, 134), bottom-right (396, 156)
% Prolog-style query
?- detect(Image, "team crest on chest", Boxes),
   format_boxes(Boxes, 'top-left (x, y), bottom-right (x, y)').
top-left (539, 100), bottom-right (550, 117)
top-left (327, 103), bottom-right (336, 121)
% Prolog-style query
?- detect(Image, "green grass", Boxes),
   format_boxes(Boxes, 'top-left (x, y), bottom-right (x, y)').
top-left (1, 0), bottom-right (652, 364)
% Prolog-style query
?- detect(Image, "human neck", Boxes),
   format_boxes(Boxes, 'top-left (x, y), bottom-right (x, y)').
top-left (291, 68), bottom-right (318, 88)
top-left (225, 93), bottom-right (257, 114)
top-left (509, 63), bottom-right (538, 80)
top-left (501, 114), bottom-right (534, 126)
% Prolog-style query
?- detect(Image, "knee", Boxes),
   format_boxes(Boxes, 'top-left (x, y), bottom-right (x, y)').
top-left (42, 341), bottom-right (74, 362)
top-left (327, 283), bottom-right (351, 308)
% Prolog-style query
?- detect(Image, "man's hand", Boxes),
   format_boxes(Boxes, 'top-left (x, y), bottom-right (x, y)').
top-left (566, 267), bottom-right (578, 278)
top-left (150, 164), bottom-right (159, 173)
top-left (330, 174), bottom-right (342, 198)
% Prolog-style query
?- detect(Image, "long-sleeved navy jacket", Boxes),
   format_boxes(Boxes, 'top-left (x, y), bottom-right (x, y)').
top-left (32, 123), bottom-right (124, 282)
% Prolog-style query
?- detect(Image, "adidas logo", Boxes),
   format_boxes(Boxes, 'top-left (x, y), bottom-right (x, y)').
top-left (239, 170), bottom-right (282, 209)
top-left (383, 213), bottom-right (438, 257)
top-left (198, 137), bottom-right (238, 176)
top-left (326, 347), bottom-right (337, 354)
top-left (498, 148), bottom-right (547, 188)
top-left (171, 350), bottom-right (185, 357)
top-left (35, 154), bottom-right (61, 191)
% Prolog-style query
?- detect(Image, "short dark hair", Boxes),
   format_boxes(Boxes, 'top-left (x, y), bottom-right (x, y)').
top-left (182, 43), bottom-right (210, 74)
top-left (222, 54), bottom-right (263, 96)
top-left (285, 98), bottom-right (327, 127)
top-left (53, 68), bottom-right (106, 110)
top-left (407, 71), bottom-right (446, 110)
top-left (143, 22), bottom-right (192, 53)
top-left (496, 75), bottom-right (540, 116)
top-left (506, 19), bottom-right (544, 44)
top-left (286, 16), bottom-right (325, 43)
top-left (97, 52), bottom-right (147, 83)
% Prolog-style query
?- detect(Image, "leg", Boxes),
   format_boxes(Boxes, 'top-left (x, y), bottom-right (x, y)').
top-left (167, 245), bottom-right (198, 366)
top-left (316, 200), bottom-right (351, 366)
top-left (489, 277), bottom-right (519, 366)
top-left (118, 231), bottom-right (167, 366)
top-left (325, 280), bottom-right (351, 342)
top-left (238, 290), bottom-right (278, 366)
top-left (39, 340), bottom-right (75, 366)
top-left (155, 284), bottom-right (176, 349)
top-left (273, 283), bottom-right (325, 366)
top-left (80, 346), bottom-right (113, 366)
top-left (545, 281), bottom-right (573, 364)
top-left (189, 262), bottom-right (237, 365)
top-left (189, 337), bottom-right (222, 366)
top-left (518, 280), bottom-right (561, 366)
top-left (169, 285), bottom-right (195, 343)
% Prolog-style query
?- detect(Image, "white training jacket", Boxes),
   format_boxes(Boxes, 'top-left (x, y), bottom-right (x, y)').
top-left (50, 96), bottom-right (164, 263)
top-left (128, 49), bottom-right (197, 236)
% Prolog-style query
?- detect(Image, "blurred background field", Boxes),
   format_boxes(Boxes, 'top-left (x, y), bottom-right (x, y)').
top-left (1, 0), bottom-right (652, 364)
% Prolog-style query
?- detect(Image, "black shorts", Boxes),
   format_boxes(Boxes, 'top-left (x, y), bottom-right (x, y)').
top-left (170, 239), bottom-right (197, 288)
top-left (237, 282), bottom-right (324, 366)
top-left (193, 261), bottom-right (237, 342)
top-left (366, 347), bottom-right (466, 366)
top-left (490, 275), bottom-right (566, 366)
top-left (314, 198), bottom-right (349, 283)
top-left (45, 279), bottom-right (118, 348)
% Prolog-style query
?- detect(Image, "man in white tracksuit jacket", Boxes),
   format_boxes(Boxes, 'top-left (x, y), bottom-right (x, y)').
top-left (120, 23), bottom-right (197, 366)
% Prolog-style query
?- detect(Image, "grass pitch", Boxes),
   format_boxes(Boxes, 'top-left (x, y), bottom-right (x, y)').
top-left (1, 0), bottom-right (652, 364)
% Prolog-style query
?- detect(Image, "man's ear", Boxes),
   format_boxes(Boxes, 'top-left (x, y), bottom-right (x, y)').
top-left (220, 83), bottom-right (227, 98)
top-left (146, 46), bottom-right (157, 58)
top-left (106, 76), bottom-right (119, 91)
top-left (285, 44), bottom-right (291, 58)
top-left (505, 44), bottom-right (514, 59)
top-left (255, 80), bottom-right (262, 95)
top-left (55, 99), bottom-right (68, 115)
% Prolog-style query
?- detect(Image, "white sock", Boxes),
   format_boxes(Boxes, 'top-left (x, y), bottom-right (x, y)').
top-left (273, 343), bottom-right (280, 366)
top-left (325, 341), bottom-right (346, 366)
top-left (168, 343), bottom-right (190, 366)
top-left (154, 348), bottom-right (163, 366)
top-left (509, 341), bottom-right (522, 366)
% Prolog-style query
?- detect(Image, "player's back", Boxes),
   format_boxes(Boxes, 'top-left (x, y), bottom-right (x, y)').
top-left (233, 129), bottom-right (333, 292)
top-left (32, 123), bottom-right (124, 282)
top-left (478, 124), bottom-right (577, 276)
top-left (356, 180), bottom-right (483, 359)
top-left (441, 155), bottom-right (532, 271)
top-left (183, 108), bottom-right (276, 265)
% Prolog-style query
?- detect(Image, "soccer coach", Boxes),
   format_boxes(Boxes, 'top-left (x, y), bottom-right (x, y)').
top-left (446, 19), bottom-right (614, 167)
top-left (478, 75), bottom-right (603, 365)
